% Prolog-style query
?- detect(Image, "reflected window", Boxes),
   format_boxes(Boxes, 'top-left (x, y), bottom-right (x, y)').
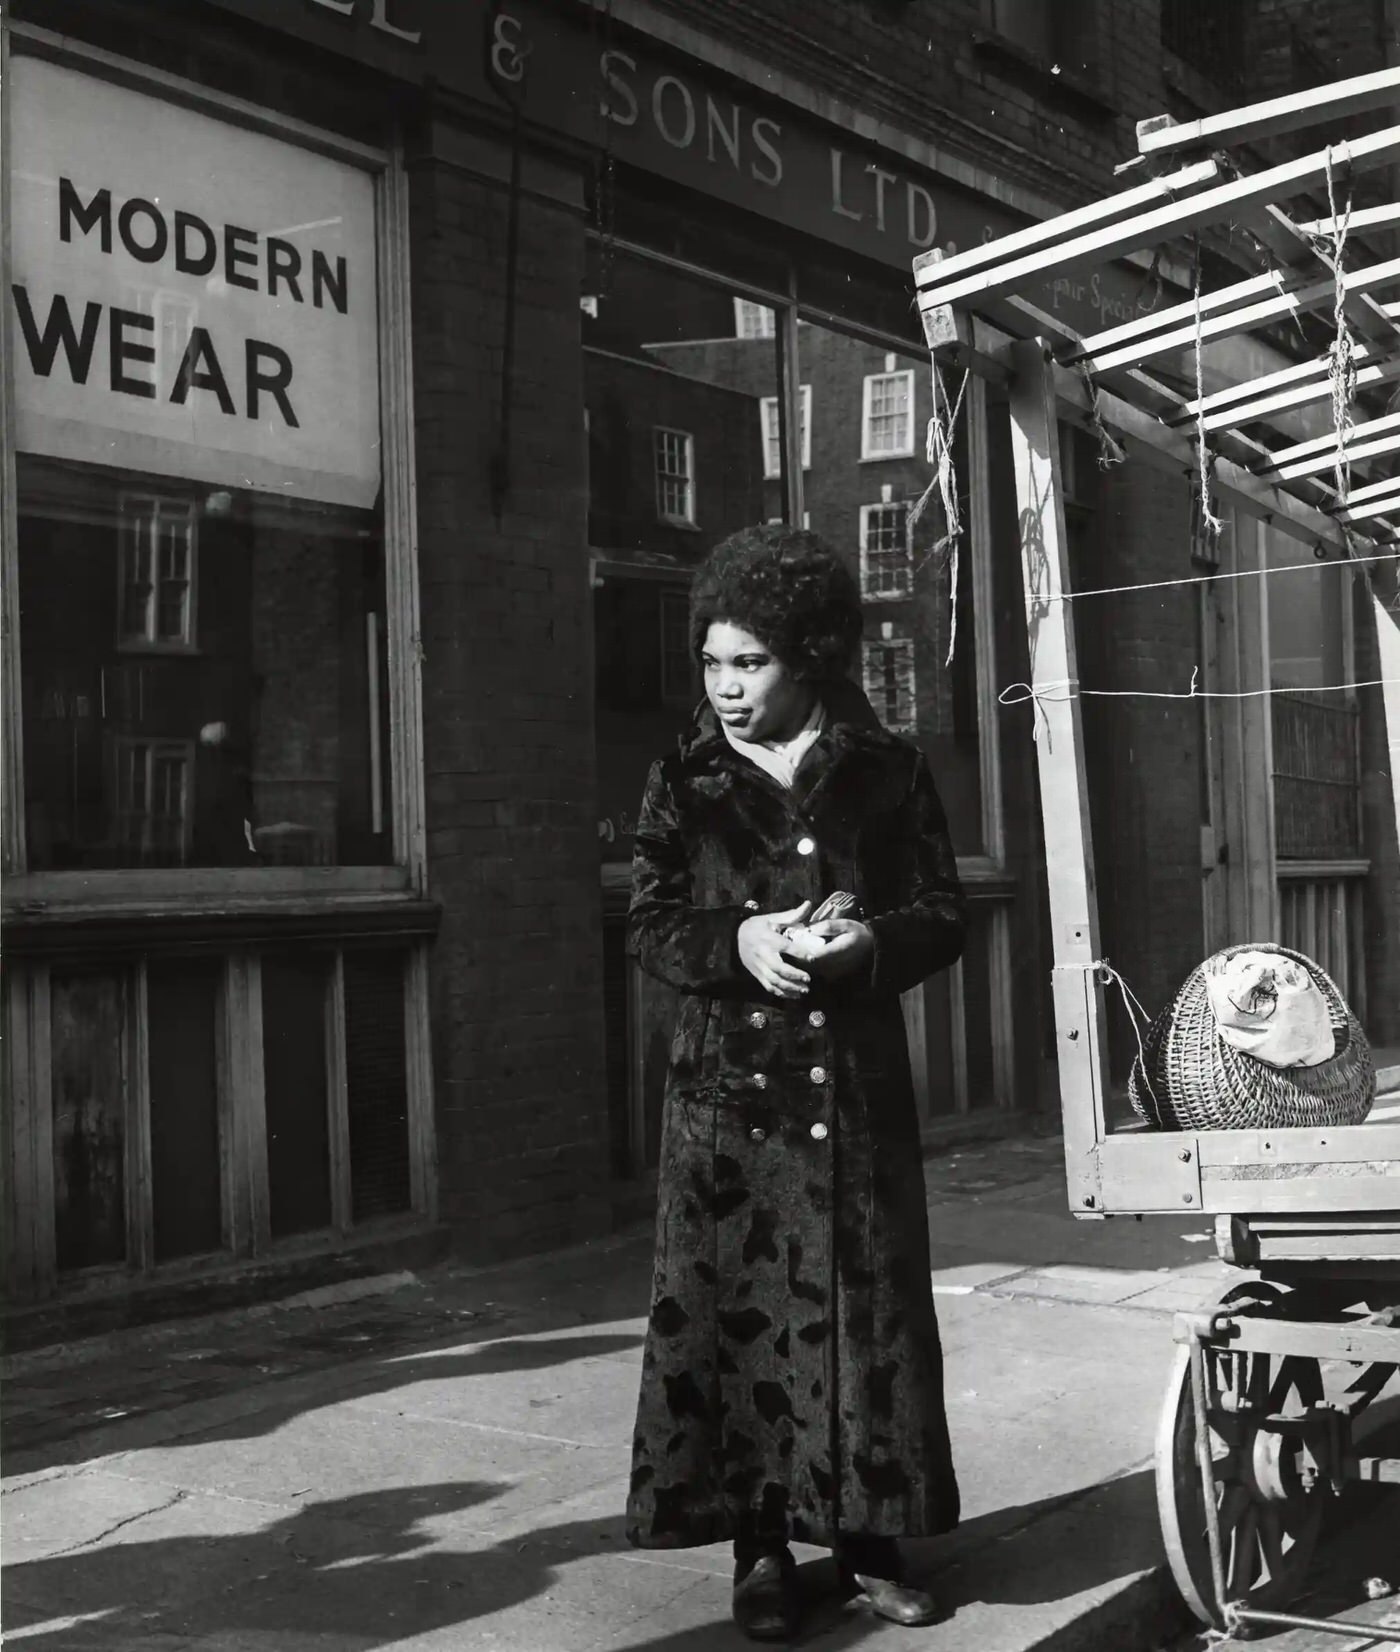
top-left (863, 636), bottom-right (916, 735)
top-left (654, 427), bottom-right (695, 526)
top-left (659, 588), bottom-right (694, 706)
top-left (760, 385), bottom-right (811, 478)
top-left (733, 298), bottom-right (775, 339)
top-left (862, 370), bottom-right (915, 460)
top-left (119, 495), bottom-right (196, 650)
top-left (860, 500), bottom-right (912, 600)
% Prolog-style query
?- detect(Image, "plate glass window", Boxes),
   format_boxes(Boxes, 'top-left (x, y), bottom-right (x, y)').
top-left (862, 370), bottom-right (914, 460)
top-left (654, 428), bottom-right (695, 525)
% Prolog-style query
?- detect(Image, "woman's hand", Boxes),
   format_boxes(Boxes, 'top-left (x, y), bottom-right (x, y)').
top-left (738, 901), bottom-right (813, 999)
top-left (803, 918), bottom-right (874, 980)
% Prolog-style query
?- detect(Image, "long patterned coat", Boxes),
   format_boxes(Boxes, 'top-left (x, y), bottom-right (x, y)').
top-left (624, 681), bottom-right (967, 1552)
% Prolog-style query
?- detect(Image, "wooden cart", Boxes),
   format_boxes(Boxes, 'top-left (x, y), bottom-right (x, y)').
top-left (914, 70), bottom-right (1400, 1640)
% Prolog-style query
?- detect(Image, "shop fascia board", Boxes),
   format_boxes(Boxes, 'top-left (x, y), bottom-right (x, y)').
top-left (593, 0), bottom-right (1194, 293)
top-left (417, 115), bottom-right (586, 213)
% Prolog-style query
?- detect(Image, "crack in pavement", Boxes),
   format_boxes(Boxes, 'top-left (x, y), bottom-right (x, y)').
top-left (27, 1484), bottom-right (190, 1559)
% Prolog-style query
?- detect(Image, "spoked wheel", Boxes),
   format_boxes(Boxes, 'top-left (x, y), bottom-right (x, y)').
top-left (1156, 1280), bottom-right (1327, 1632)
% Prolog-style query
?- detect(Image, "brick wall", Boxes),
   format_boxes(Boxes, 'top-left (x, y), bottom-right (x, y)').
top-left (408, 135), bottom-right (612, 1258)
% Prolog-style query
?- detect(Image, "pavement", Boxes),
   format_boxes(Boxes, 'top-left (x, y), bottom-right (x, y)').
top-left (1, 1125), bottom-right (1392, 1652)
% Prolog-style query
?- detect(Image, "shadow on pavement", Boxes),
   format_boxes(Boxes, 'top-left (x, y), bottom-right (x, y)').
top-left (4, 1466), bottom-right (1173, 1649)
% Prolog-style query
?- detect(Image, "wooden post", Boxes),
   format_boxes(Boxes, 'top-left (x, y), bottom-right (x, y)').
top-left (1006, 338), bottom-right (1108, 1214)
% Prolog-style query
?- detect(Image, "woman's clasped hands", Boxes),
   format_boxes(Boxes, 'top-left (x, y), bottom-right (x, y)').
top-left (738, 898), bottom-right (874, 997)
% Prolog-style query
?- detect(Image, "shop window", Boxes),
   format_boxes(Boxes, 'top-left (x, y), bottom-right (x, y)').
top-left (860, 501), bottom-right (912, 600)
top-left (654, 427), bottom-right (695, 525)
top-left (18, 457), bottom-right (390, 872)
top-left (760, 385), bottom-right (811, 478)
top-left (733, 298), bottom-right (775, 339)
top-left (863, 637), bottom-right (916, 736)
top-left (862, 370), bottom-right (915, 460)
top-left (118, 495), bottom-right (196, 650)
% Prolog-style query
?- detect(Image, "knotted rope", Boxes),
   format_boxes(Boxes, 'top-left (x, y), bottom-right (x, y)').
top-left (908, 362), bottom-right (971, 666)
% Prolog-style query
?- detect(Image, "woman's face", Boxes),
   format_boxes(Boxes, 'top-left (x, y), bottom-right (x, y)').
top-left (701, 621), bottom-right (814, 744)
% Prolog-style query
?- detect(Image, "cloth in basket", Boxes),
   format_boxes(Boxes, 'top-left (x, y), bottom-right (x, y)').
top-left (1128, 942), bottom-right (1375, 1132)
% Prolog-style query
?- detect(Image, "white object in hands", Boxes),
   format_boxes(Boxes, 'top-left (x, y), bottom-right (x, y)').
top-left (780, 891), bottom-right (861, 958)
top-left (1203, 950), bottom-right (1335, 1069)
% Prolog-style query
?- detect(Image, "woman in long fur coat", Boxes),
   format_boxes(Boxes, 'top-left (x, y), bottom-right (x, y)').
top-left (624, 524), bottom-right (967, 1640)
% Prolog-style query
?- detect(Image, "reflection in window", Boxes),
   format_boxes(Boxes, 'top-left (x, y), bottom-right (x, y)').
top-left (862, 370), bottom-right (914, 459)
top-left (863, 637), bottom-right (916, 735)
top-left (760, 385), bottom-right (811, 478)
top-left (860, 501), bottom-right (911, 600)
top-left (733, 298), bottom-right (775, 339)
top-left (119, 495), bottom-right (196, 648)
top-left (659, 588), bottom-right (694, 706)
top-left (113, 736), bottom-right (192, 865)
top-left (654, 427), bottom-right (695, 525)
top-left (17, 455), bottom-right (390, 871)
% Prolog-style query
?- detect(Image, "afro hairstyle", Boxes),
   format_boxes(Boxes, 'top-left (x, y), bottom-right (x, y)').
top-left (689, 524), bottom-right (863, 684)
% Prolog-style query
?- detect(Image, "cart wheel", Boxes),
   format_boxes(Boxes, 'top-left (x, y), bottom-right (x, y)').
top-left (1155, 1280), bottom-right (1326, 1631)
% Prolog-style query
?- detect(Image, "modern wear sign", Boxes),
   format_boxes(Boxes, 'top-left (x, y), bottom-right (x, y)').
top-left (9, 56), bottom-right (381, 507)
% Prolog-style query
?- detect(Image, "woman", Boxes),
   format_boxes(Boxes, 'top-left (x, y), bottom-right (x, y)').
top-left (624, 524), bottom-right (967, 1640)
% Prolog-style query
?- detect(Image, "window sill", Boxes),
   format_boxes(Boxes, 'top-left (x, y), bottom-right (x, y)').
top-left (657, 515), bottom-right (700, 531)
top-left (3, 873), bottom-right (440, 956)
top-left (859, 450), bottom-right (917, 464)
top-left (861, 588), bottom-right (911, 603)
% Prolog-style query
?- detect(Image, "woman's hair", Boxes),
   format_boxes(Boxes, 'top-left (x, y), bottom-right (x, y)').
top-left (689, 524), bottom-right (863, 683)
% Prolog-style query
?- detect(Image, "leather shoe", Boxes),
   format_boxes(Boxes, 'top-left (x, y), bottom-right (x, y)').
top-left (733, 1550), bottom-right (802, 1641)
top-left (841, 1568), bottom-right (942, 1627)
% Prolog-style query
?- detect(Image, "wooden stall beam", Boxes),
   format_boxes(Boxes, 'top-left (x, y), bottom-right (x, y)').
top-left (1260, 409), bottom-right (1400, 471)
top-left (1173, 345), bottom-right (1377, 425)
top-left (1343, 469), bottom-right (1400, 504)
top-left (1136, 66), bottom-right (1400, 158)
top-left (1298, 202), bottom-right (1400, 236)
top-left (1267, 427), bottom-right (1400, 482)
top-left (912, 157), bottom-right (1220, 288)
top-left (1199, 357), bottom-right (1400, 433)
top-left (1006, 339), bottom-right (1109, 1214)
top-left (915, 125), bottom-right (1400, 309)
top-left (1339, 490), bottom-right (1400, 522)
top-left (1053, 365), bottom-right (1357, 553)
top-left (1073, 256), bottom-right (1400, 374)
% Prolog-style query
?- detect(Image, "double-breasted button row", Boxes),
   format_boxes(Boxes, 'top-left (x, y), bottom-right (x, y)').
top-left (751, 1122), bottom-right (827, 1143)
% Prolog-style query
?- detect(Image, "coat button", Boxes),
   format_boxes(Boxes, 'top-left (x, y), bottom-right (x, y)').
top-left (748, 1011), bottom-right (768, 1029)
top-left (808, 1010), bottom-right (826, 1028)
top-left (744, 899), bottom-right (760, 910)
top-left (750, 1126), bottom-right (767, 1143)
top-left (810, 1122), bottom-right (829, 1141)
top-left (810, 1066), bottom-right (827, 1084)
top-left (753, 1073), bottom-right (768, 1090)
top-left (797, 836), bottom-right (816, 855)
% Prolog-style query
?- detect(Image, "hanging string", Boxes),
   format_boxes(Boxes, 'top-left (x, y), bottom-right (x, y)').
top-left (1192, 245), bottom-right (1224, 544)
top-left (1077, 361), bottom-right (1127, 471)
top-left (1323, 144), bottom-right (1357, 509)
top-left (1026, 547), bottom-right (1400, 604)
top-left (908, 362), bottom-right (970, 666)
top-left (1069, 959), bottom-right (1162, 1124)
top-left (1001, 668), bottom-right (1400, 742)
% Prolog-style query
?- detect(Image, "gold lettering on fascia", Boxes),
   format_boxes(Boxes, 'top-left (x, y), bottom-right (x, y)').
top-left (601, 52), bottom-right (783, 186)
top-left (830, 148), bottom-right (938, 247)
top-left (304, 0), bottom-right (422, 45)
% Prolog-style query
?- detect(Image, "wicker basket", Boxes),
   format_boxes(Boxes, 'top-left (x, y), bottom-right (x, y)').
top-left (1128, 942), bottom-right (1375, 1132)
